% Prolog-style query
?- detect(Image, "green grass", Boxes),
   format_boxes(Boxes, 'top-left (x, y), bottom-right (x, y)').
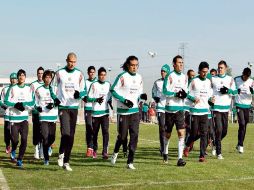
top-left (1, 123), bottom-right (254, 190)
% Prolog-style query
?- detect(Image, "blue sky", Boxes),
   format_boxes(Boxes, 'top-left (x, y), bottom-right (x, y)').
top-left (0, 0), bottom-right (253, 94)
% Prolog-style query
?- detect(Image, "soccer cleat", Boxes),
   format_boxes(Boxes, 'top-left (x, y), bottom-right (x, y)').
top-left (16, 160), bottom-right (23, 167)
top-left (44, 160), bottom-right (49, 166)
top-left (177, 158), bottom-right (186, 167)
top-left (34, 145), bottom-right (40, 159)
top-left (5, 145), bottom-right (11, 154)
top-left (48, 147), bottom-right (53, 156)
top-left (102, 152), bottom-right (108, 160)
top-left (199, 157), bottom-right (206, 162)
top-left (11, 150), bottom-right (16, 161)
top-left (212, 147), bottom-right (216, 156)
top-left (183, 147), bottom-right (190, 157)
top-left (86, 148), bottom-right (93, 157)
top-left (110, 152), bottom-right (118, 165)
top-left (127, 163), bottom-right (136, 170)
top-left (93, 151), bottom-right (97, 159)
top-left (163, 154), bottom-right (168, 164)
top-left (63, 163), bottom-right (72, 171)
top-left (217, 154), bottom-right (224, 160)
top-left (238, 146), bottom-right (244, 153)
top-left (58, 153), bottom-right (64, 167)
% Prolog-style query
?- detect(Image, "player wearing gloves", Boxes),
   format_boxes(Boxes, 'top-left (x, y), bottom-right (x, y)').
top-left (211, 60), bottom-right (237, 159)
top-left (34, 70), bottom-right (58, 165)
top-left (110, 55), bottom-right (147, 169)
top-left (87, 67), bottom-right (112, 159)
top-left (50, 52), bottom-right (86, 171)
top-left (4, 69), bottom-right (35, 167)
top-left (162, 55), bottom-right (188, 166)
top-left (152, 64), bottom-right (170, 156)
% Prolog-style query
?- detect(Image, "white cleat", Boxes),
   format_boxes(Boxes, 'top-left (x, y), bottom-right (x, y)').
top-left (217, 154), bottom-right (224, 160)
top-left (58, 153), bottom-right (64, 167)
top-left (110, 152), bottom-right (118, 165)
top-left (212, 147), bottom-right (216, 156)
top-left (63, 163), bottom-right (72, 171)
top-left (238, 146), bottom-right (244, 153)
top-left (127, 163), bottom-right (136, 170)
top-left (34, 145), bottom-right (40, 159)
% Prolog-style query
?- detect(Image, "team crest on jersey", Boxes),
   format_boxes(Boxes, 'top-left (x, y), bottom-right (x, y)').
top-left (68, 77), bottom-right (72, 81)
top-left (133, 80), bottom-right (136, 84)
top-left (178, 79), bottom-right (180, 83)
top-left (221, 81), bottom-right (223, 85)
top-left (20, 92), bottom-right (24, 96)
top-left (46, 92), bottom-right (50, 96)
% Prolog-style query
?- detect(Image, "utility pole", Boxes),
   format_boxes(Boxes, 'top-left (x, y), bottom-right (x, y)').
top-left (178, 43), bottom-right (187, 73)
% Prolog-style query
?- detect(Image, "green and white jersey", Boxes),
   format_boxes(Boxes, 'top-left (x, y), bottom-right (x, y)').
top-left (50, 67), bottom-right (86, 110)
top-left (4, 84), bottom-right (34, 123)
top-left (163, 70), bottom-right (188, 113)
top-left (234, 76), bottom-right (254, 108)
top-left (85, 78), bottom-right (97, 111)
top-left (34, 85), bottom-right (58, 122)
top-left (152, 78), bottom-right (166, 113)
top-left (1, 85), bottom-right (11, 121)
top-left (30, 80), bottom-right (44, 114)
top-left (111, 71), bottom-right (143, 115)
top-left (188, 76), bottom-right (213, 115)
top-left (87, 81), bottom-right (111, 117)
top-left (211, 74), bottom-right (236, 112)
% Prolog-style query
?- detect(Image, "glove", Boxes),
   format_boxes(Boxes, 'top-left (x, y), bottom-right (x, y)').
top-left (54, 98), bottom-right (61, 106)
top-left (140, 93), bottom-right (147, 100)
top-left (74, 90), bottom-right (80, 99)
top-left (250, 86), bottom-right (254, 94)
top-left (220, 86), bottom-right (229, 94)
top-left (123, 99), bottom-right (134, 108)
top-left (208, 100), bottom-right (214, 107)
top-left (153, 97), bottom-right (160, 103)
top-left (46, 103), bottom-right (54, 110)
top-left (96, 97), bottom-right (104, 105)
top-left (237, 89), bottom-right (241, 94)
top-left (108, 100), bottom-right (113, 110)
top-left (176, 89), bottom-right (187, 99)
top-left (36, 106), bottom-right (42, 113)
top-left (82, 96), bottom-right (88, 103)
top-left (1, 104), bottom-right (7, 110)
top-left (14, 102), bottom-right (25, 112)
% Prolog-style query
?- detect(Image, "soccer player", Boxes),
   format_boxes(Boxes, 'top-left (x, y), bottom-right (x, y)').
top-left (34, 70), bottom-right (58, 165)
top-left (50, 52), bottom-right (86, 171)
top-left (211, 60), bottom-right (236, 159)
top-left (234, 67), bottom-right (254, 153)
top-left (5, 69), bottom-right (34, 167)
top-left (184, 62), bottom-right (213, 162)
top-left (87, 67), bottom-right (112, 159)
top-left (110, 55), bottom-right (147, 169)
top-left (83, 66), bottom-right (97, 157)
top-left (152, 64), bottom-right (170, 156)
top-left (0, 73), bottom-right (18, 154)
top-left (162, 55), bottom-right (188, 166)
top-left (30, 67), bottom-right (44, 159)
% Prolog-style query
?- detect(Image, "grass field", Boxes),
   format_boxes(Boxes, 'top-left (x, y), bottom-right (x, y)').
top-left (1, 122), bottom-right (254, 190)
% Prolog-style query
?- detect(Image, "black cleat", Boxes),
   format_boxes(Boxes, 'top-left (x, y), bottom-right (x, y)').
top-left (163, 154), bottom-right (168, 164)
top-left (177, 158), bottom-right (186, 167)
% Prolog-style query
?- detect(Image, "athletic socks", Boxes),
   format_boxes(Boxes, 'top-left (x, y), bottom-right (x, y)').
top-left (178, 137), bottom-right (185, 159)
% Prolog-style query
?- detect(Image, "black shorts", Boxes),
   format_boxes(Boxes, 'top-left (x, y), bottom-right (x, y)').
top-left (165, 111), bottom-right (185, 133)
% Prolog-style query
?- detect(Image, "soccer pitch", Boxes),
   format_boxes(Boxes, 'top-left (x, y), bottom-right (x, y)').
top-left (1, 123), bottom-right (254, 190)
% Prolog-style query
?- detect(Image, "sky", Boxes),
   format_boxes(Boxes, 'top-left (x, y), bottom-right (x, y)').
top-left (1, 0), bottom-right (254, 97)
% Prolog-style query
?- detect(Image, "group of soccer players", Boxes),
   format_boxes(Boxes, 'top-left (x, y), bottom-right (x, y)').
top-left (1, 52), bottom-right (253, 171)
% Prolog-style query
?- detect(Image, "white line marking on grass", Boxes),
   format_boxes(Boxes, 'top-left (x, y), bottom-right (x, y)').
top-left (56, 176), bottom-right (254, 189)
top-left (0, 169), bottom-right (9, 190)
